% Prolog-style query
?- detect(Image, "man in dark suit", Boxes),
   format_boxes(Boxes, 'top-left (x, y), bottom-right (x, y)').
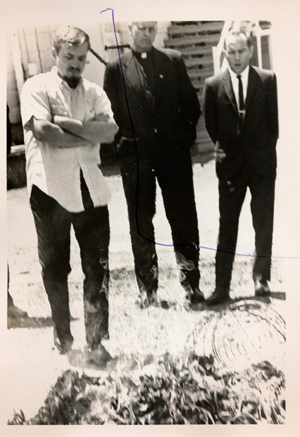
top-left (203, 29), bottom-right (279, 305)
top-left (104, 21), bottom-right (204, 306)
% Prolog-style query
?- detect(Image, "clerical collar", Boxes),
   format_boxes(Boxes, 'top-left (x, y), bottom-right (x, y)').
top-left (132, 47), bottom-right (154, 60)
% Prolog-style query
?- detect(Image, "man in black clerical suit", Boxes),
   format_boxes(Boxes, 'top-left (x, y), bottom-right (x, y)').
top-left (203, 29), bottom-right (279, 305)
top-left (104, 21), bottom-right (203, 306)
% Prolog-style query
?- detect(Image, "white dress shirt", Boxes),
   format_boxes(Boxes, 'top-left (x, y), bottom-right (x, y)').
top-left (228, 65), bottom-right (250, 112)
top-left (21, 67), bottom-right (115, 212)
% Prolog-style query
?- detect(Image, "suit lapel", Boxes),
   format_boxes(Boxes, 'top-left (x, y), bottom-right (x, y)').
top-left (222, 70), bottom-right (238, 115)
top-left (222, 67), bottom-right (259, 119)
top-left (122, 51), bottom-right (147, 97)
top-left (152, 48), bottom-right (167, 97)
top-left (245, 65), bottom-right (258, 110)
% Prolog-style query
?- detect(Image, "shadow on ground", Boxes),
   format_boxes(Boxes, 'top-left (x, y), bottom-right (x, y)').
top-left (67, 348), bottom-right (114, 370)
top-left (203, 292), bottom-right (286, 312)
top-left (7, 316), bottom-right (79, 330)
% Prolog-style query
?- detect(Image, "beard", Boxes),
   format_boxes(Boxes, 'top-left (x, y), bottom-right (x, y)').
top-left (63, 76), bottom-right (80, 89)
top-left (63, 70), bottom-right (81, 89)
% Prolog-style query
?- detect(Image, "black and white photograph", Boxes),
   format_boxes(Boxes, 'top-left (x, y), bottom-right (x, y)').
top-left (1, 0), bottom-right (300, 435)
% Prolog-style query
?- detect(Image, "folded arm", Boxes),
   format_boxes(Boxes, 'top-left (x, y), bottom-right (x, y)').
top-left (31, 117), bottom-right (92, 148)
top-left (54, 114), bottom-right (118, 144)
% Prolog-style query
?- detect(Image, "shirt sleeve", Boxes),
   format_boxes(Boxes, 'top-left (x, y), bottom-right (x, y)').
top-left (92, 84), bottom-right (115, 122)
top-left (20, 76), bottom-right (52, 130)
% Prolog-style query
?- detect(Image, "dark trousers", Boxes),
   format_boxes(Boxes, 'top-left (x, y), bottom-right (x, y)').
top-left (118, 137), bottom-right (200, 294)
top-left (216, 161), bottom-right (276, 289)
top-left (30, 182), bottom-right (110, 348)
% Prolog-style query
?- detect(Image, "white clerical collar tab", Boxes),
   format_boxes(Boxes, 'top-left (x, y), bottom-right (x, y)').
top-left (141, 52), bottom-right (147, 59)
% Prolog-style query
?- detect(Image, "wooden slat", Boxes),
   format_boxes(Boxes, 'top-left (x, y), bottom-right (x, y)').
top-left (181, 46), bottom-right (213, 57)
top-left (188, 69), bottom-right (214, 79)
top-left (165, 34), bottom-right (220, 48)
top-left (169, 22), bottom-right (224, 34)
top-left (165, 21), bottom-right (223, 131)
top-left (188, 65), bottom-right (215, 76)
top-left (197, 134), bottom-right (210, 142)
top-left (185, 57), bottom-right (214, 68)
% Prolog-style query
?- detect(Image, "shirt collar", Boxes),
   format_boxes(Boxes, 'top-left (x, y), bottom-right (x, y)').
top-left (228, 64), bottom-right (250, 81)
top-left (51, 66), bottom-right (83, 90)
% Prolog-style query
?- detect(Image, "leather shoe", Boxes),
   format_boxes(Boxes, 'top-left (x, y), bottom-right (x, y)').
top-left (147, 290), bottom-right (158, 306)
top-left (190, 287), bottom-right (205, 304)
top-left (206, 287), bottom-right (230, 306)
top-left (54, 328), bottom-right (74, 354)
top-left (85, 344), bottom-right (112, 364)
top-left (254, 279), bottom-right (270, 296)
top-left (138, 290), bottom-right (158, 308)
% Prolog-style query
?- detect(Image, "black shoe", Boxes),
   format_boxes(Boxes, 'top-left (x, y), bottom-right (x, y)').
top-left (190, 288), bottom-right (205, 304)
top-left (138, 290), bottom-right (158, 308)
top-left (53, 328), bottom-right (73, 354)
top-left (147, 290), bottom-right (158, 306)
top-left (85, 344), bottom-right (112, 364)
top-left (254, 279), bottom-right (270, 296)
top-left (206, 287), bottom-right (230, 306)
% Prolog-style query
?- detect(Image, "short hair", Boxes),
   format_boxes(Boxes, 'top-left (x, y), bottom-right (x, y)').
top-left (128, 21), bottom-right (158, 29)
top-left (225, 28), bottom-right (253, 50)
top-left (53, 26), bottom-right (91, 53)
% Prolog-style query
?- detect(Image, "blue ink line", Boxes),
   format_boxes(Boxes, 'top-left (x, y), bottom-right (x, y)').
top-left (100, 9), bottom-right (300, 261)
top-left (154, 242), bottom-right (300, 259)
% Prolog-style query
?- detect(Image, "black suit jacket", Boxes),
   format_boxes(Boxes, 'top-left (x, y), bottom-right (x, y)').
top-left (203, 65), bottom-right (279, 177)
top-left (103, 47), bottom-right (201, 148)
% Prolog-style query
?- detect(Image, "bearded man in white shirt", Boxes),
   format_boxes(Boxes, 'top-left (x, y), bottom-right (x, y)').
top-left (21, 26), bottom-right (118, 357)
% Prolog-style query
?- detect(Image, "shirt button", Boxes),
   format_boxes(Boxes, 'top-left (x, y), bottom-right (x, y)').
top-left (154, 128), bottom-right (157, 133)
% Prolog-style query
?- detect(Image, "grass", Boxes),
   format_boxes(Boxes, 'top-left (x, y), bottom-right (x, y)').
top-left (7, 160), bottom-right (286, 424)
top-left (8, 354), bottom-right (285, 425)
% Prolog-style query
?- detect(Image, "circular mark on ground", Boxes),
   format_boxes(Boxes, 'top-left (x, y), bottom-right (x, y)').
top-left (188, 300), bottom-right (285, 370)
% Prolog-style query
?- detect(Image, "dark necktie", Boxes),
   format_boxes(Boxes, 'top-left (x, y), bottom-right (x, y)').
top-left (237, 74), bottom-right (245, 118)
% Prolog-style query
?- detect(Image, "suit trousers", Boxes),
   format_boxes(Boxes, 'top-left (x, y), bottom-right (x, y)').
top-left (216, 160), bottom-right (276, 289)
top-left (118, 137), bottom-right (200, 295)
top-left (30, 180), bottom-right (110, 348)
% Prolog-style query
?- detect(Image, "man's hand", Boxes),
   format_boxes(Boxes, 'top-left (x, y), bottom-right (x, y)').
top-left (53, 113), bottom-right (117, 144)
top-left (53, 115), bottom-right (83, 135)
top-left (31, 117), bottom-right (92, 148)
top-left (93, 113), bottom-right (110, 122)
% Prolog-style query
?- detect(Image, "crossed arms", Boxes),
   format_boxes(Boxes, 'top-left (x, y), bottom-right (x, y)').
top-left (31, 114), bottom-right (118, 148)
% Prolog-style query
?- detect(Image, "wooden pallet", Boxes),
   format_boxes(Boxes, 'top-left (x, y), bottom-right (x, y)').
top-left (165, 21), bottom-right (224, 147)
